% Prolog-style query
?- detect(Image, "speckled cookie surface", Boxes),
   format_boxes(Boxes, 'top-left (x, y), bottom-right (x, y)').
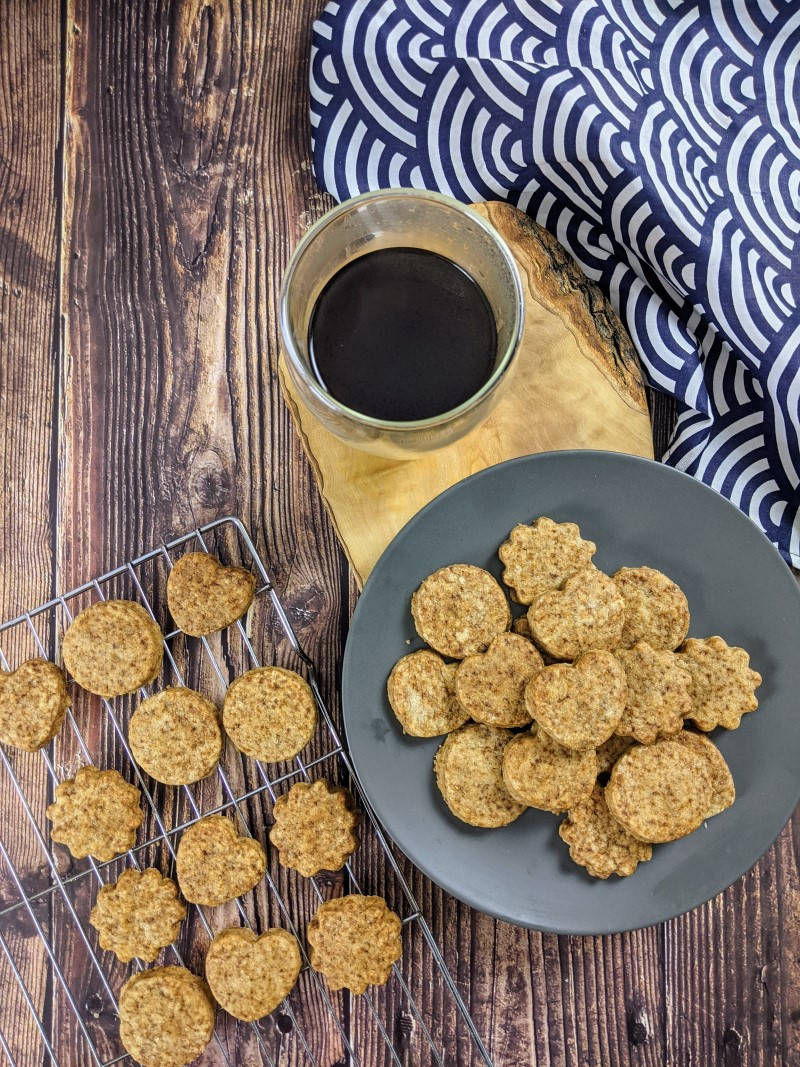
top-left (387, 651), bottom-right (467, 737)
top-left (270, 779), bottom-right (360, 877)
top-left (176, 815), bottom-right (265, 906)
top-left (46, 766), bottom-right (143, 861)
top-left (558, 784), bottom-right (653, 878)
top-left (605, 738), bottom-right (714, 843)
top-left (498, 518), bottom-right (596, 604)
top-left (679, 636), bottom-right (762, 731)
top-left (205, 927), bottom-right (301, 1021)
top-left (89, 868), bottom-right (185, 963)
top-left (0, 659), bottom-right (70, 751)
top-left (613, 566), bottom-right (690, 650)
top-left (433, 723), bottom-right (525, 828)
top-left (223, 667), bottom-right (317, 763)
top-left (307, 894), bottom-right (402, 994)
top-left (675, 730), bottom-right (735, 817)
top-left (455, 633), bottom-right (543, 727)
top-left (614, 642), bottom-right (692, 744)
top-left (524, 651), bottom-right (627, 751)
top-left (594, 734), bottom-right (635, 776)
top-left (410, 564), bottom-right (510, 659)
top-left (119, 965), bottom-right (215, 1067)
top-left (62, 600), bottom-right (163, 698)
top-left (167, 552), bottom-right (256, 637)
top-left (528, 568), bottom-right (625, 661)
top-left (129, 687), bottom-right (222, 785)
top-left (502, 726), bottom-right (597, 813)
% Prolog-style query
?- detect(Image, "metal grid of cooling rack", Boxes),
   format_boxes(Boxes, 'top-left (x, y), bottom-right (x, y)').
top-left (0, 516), bottom-right (494, 1067)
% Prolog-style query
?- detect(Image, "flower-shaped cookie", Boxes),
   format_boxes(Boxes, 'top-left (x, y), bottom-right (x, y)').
top-left (498, 517), bottom-right (596, 604)
top-left (524, 651), bottom-right (627, 750)
top-left (270, 779), bottom-right (360, 877)
top-left (46, 766), bottom-right (143, 861)
top-left (307, 894), bottom-right (402, 994)
top-left (527, 568), bottom-right (625, 660)
top-left (615, 642), bottom-right (692, 744)
top-left (559, 784), bottom-right (652, 878)
top-left (679, 636), bottom-right (761, 731)
top-left (455, 632), bottom-right (543, 727)
top-left (90, 868), bottom-right (185, 963)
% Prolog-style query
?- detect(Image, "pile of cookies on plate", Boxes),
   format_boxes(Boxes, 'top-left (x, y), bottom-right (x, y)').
top-left (0, 552), bottom-right (402, 1067)
top-left (388, 517), bottom-right (762, 880)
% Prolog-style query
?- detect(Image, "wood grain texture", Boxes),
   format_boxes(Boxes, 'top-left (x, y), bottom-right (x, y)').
top-left (0, 0), bottom-right (797, 1065)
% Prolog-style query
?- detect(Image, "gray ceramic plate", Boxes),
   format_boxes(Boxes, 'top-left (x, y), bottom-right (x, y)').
top-left (341, 451), bottom-right (800, 933)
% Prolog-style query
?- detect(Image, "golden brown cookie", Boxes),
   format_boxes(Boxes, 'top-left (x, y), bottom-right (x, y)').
top-left (455, 633), bottom-right (543, 727)
top-left (89, 868), bottom-right (185, 963)
top-left (0, 659), bottom-right (70, 751)
top-left (594, 734), bottom-right (635, 776)
top-left (410, 564), bottom-right (511, 659)
top-left (46, 766), bottom-right (143, 861)
top-left (223, 667), bottom-right (317, 763)
top-left (167, 552), bottom-right (256, 637)
top-left (307, 895), bottom-right (402, 994)
top-left (558, 784), bottom-right (653, 878)
top-left (176, 815), bottom-right (265, 906)
top-left (512, 615), bottom-right (532, 638)
top-left (613, 566), bottom-right (690, 650)
top-left (502, 726), bottom-right (597, 813)
top-left (527, 568), bottom-right (625, 660)
top-left (614, 642), bottom-right (692, 744)
top-left (387, 650), bottom-right (467, 736)
top-left (269, 779), bottom-right (360, 877)
top-left (674, 730), bottom-right (735, 816)
top-left (205, 927), bottom-right (301, 1021)
top-left (605, 737), bottom-right (714, 842)
top-left (433, 723), bottom-right (525, 827)
top-left (679, 636), bottom-right (762, 731)
top-left (129, 687), bottom-right (222, 785)
top-left (498, 518), bottom-right (597, 604)
top-left (119, 966), bottom-right (215, 1067)
top-left (62, 600), bottom-right (163, 698)
top-left (524, 651), bottom-right (627, 751)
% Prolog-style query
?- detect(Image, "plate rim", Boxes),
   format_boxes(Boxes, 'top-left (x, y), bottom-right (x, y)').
top-left (342, 449), bottom-right (800, 933)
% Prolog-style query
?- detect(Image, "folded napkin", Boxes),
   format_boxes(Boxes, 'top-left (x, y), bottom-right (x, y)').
top-left (309, 0), bottom-right (800, 566)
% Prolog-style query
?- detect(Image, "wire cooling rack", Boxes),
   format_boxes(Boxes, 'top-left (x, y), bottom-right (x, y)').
top-left (0, 516), bottom-right (493, 1067)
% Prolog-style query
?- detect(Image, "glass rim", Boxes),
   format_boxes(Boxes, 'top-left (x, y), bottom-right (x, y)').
top-left (279, 188), bottom-right (525, 433)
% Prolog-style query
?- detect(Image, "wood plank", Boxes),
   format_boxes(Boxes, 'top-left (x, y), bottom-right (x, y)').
top-left (0, 1), bottom-right (63, 1063)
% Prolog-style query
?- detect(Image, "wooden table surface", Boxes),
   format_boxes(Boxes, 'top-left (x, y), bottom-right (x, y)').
top-left (1, 3), bottom-right (797, 1066)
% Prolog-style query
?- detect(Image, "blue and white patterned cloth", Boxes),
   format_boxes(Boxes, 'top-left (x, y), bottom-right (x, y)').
top-left (309, 0), bottom-right (800, 566)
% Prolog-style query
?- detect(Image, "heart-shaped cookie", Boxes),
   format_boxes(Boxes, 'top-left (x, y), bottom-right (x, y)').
top-left (455, 632), bottom-right (543, 727)
top-left (167, 552), bottom-right (256, 637)
top-left (205, 927), bottom-right (302, 1021)
top-left (524, 650), bottom-right (627, 750)
top-left (528, 567), bottom-right (625, 660)
top-left (176, 815), bottom-right (265, 906)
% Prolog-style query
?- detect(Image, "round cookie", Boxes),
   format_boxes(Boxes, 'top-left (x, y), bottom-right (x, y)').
top-left (613, 566), bottom-right (690, 650)
top-left (614, 642), bottom-right (692, 744)
top-left (223, 667), bottom-right (317, 763)
top-left (674, 730), bottom-right (735, 817)
top-left (594, 733), bottom-right (635, 776)
top-left (558, 784), bottom-right (653, 879)
top-left (387, 650), bottom-right (467, 736)
top-left (89, 868), bottom-right (185, 963)
top-left (498, 517), bottom-right (597, 604)
top-left (205, 927), bottom-right (301, 1021)
top-left (269, 779), bottom-right (360, 877)
top-left (433, 723), bottom-right (525, 828)
top-left (678, 636), bottom-right (762, 731)
top-left (605, 737), bottom-right (714, 843)
top-left (167, 552), bottom-right (256, 637)
top-left (502, 726), bottom-right (597, 813)
top-left (62, 600), bottom-right (163, 698)
top-left (524, 651), bottom-right (627, 751)
top-left (410, 564), bottom-right (511, 659)
top-left (307, 894), bottom-right (402, 994)
top-left (119, 965), bottom-right (215, 1067)
top-left (528, 568), bottom-right (625, 661)
top-left (455, 632), bottom-right (543, 727)
top-left (129, 686), bottom-right (222, 785)
top-left (176, 816), bottom-right (266, 906)
top-left (0, 659), bottom-right (69, 751)
top-left (46, 766), bottom-right (143, 861)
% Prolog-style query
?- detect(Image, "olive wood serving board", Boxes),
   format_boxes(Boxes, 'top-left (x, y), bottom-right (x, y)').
top-left (280, 201), bottom-right (654, 585)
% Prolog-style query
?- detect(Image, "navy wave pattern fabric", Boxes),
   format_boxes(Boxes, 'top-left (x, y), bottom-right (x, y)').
top-left (310, 0), bottom-right (800, 565)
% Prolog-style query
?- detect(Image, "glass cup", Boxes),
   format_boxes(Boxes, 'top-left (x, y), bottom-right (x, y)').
top-left (279, 189), bottom-right (524, 458)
